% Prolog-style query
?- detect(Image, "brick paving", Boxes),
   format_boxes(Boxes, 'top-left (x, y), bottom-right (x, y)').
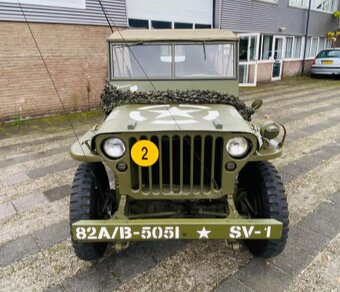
top-left (12, 192), bottom-right (48, 212)
top-left (0, 202), bottom-right (16, 220)
top-left (0, 78), bottom-right (339, 291)
top-left (0, 172), bottom-right (30, 186)
top-left (218, 190), bottom-right (340, 292)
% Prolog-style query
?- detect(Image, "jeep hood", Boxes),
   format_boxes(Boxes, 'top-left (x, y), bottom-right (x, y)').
top-left (97, 104), bottom-right (253, 134)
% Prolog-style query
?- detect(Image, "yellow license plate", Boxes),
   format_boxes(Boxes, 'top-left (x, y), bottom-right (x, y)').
top-left (322, 60), bottom-right (333, 65)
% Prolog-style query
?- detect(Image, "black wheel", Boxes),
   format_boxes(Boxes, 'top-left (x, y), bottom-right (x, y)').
top-left (311, 73), bottom-right (317, 78)
top-left (69, 162), bottom-right (110, 261)
top-left (236, 161), bottom-right (289, 258)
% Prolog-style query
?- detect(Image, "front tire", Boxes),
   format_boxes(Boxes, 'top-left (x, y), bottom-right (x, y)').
top-left (237, 161), bottom-right (289, 258)
top-left (69, 162), bottom-right (110, 261)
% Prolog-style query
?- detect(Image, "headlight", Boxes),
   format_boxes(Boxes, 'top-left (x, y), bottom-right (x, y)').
top-left (102, 138), bottom-right (126, 158)
top-left (226, 137), bottom-right (249, 158)
top-left (260, 121), bottom-right (280, 140)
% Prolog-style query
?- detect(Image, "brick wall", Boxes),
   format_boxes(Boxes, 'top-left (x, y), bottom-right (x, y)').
top-left (282, 59), bottom-right (314, 77)
top-left (0, 21), bottom-right (120, 121)
top-left (282, 60), bottom-right (302, 77)
top-left (257, 60), bottom-right (310, 83)
top-left (257, 63), bottom-right (273, 82)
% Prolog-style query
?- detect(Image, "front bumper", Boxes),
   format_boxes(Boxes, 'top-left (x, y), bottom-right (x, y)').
top-left (71, 218), bottom-right (283, 241)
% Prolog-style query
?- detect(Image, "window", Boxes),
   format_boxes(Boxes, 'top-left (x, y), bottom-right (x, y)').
top-left (195, 24), bottom-right (212, 29)
top-left (174, 44), bottom-right (234, 78)
top-left (289, 0), bottom-right (339, 13)
top-left (285, 37), bottom-right (294, 59)
top-left (128, 18), bottom-right (149, 29)
top-left (174, 22), bottom-right (193, 29)
top-left (239, 36), bottom-right (249, 61)
top-left (111, 43), bottom-right (235, 79)
top-left (128, 20), bottom-right (212, 30)
top-left (258, 0), bottom-right (279, 3)
top-left (111, 44), bottom-right (172, 78)
top-left (305, 37), bottom-right (312, 57)
top-left (151, 20), bottom-right (172, 29)
top-left (261, 35), bottom-right (273, 60)
top-left (289, 0), bottom-right (308, 8)
top-left (318, 37), bottom-right (326, 51)
top-left (240, 35), bottom-right (258, 61)
top-left (312, 0), bottom-right (337, 12)
top-left (249, 35), bottom-right (258, 61)
top-left (310, 37), bottom-right (319, 57)
top-left (293, 36), bottom-right (303, 58)
top-left (259, 35), bottom-right (306, 60)
top-left (304, 37), bottom-right (319, 58)
top-left (326, 39), bottom-right (333, 48)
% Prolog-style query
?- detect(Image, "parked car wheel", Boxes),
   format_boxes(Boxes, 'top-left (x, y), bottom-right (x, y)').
top-left (69, 162), bottom-right (110, 261)
top-left (236, 161), bottom-right (289, 258)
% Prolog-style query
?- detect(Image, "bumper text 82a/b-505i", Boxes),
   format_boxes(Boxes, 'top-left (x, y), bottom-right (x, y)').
top-left (72, 218), bottom-right (283, 242)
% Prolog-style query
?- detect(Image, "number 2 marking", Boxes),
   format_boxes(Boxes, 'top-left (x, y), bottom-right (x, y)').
top-left (141, 146), bottom-right (148, 160)
top-left (131, 140), bottom-right (158, 167)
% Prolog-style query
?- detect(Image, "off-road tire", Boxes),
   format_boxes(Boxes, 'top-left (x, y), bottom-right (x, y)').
top-left (237, 161), bottom-right (289, 258)
top-left (69, 162), bottom-right (110, 261)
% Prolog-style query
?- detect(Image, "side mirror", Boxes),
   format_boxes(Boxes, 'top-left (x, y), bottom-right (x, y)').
top-left (251, 99), bottom-right (263, 110)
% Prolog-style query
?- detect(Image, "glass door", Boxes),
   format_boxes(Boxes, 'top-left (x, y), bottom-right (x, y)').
top-left (272, 36), bottom-right (284, 80)
top-left (238, 33), bottom-right (260, 87)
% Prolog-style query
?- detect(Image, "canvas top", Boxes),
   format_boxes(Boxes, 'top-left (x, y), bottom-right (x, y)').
top-left (107, 29), bottom-right (238, 42)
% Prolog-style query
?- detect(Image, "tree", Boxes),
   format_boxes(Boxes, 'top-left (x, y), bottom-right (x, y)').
top-left (327, 11), bottom-right (340, 48)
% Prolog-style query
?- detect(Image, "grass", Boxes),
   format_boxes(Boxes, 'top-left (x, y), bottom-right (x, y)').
top-left (0, 109), bottom-right (103, 135)
top-left (8, 115), bottom-right (23, 127)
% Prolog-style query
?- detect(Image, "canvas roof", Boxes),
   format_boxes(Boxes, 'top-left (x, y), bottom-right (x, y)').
top-left (107, 29), bottom-right (238, 42)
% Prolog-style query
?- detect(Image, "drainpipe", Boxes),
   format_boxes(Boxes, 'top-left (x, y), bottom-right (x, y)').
top-left (301, 0), bottom-right (312, 76)
top-left (213, 0), bottom-right (216, 28)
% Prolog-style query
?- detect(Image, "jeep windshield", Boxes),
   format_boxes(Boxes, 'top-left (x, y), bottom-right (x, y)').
top-left (110, 43), bottom-right (235, 79)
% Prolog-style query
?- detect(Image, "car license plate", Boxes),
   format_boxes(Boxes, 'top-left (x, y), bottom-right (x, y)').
top-left (322, 60), bottom-right (333, 65)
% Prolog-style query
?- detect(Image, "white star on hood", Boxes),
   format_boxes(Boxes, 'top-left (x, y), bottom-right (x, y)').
top-left (197, 227), bottom-right (211, 239)
top-left (150, 107), bottom-right (200, 119)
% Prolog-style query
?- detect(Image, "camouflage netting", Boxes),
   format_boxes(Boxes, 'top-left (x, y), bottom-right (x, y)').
top-left (100, 82), bottom-right (254, 121)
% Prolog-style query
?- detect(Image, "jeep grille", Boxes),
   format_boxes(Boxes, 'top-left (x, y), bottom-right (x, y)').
top-left (129, 135), bottom-right (224, 195)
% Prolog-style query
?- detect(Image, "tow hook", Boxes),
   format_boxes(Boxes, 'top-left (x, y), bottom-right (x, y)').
top-left (114, 241), bottom-right (130, 252)
top-left (225, 240), bottom-right (240, 251)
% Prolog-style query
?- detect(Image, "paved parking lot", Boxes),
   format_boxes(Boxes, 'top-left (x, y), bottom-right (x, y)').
top-left (0, 77), bottom-right (339, 291)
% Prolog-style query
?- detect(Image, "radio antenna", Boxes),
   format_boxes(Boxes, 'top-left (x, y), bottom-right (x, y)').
top-left (98, 0), bottom-right (114, 33)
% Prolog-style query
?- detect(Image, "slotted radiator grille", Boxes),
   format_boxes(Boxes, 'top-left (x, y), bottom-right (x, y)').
top-left (129, 135), bottom-right (224, 195)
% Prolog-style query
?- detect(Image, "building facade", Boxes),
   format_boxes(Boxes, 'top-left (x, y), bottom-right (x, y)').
top-left (0, 0), bottom-right (339, 120)
top-left (122, 0), bottom-right (339, 85)
top-left (217, 0), bottom-right (340, 85)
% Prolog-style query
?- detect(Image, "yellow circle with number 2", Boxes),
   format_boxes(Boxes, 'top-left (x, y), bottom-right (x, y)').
top-left (131, 140), bottom-right (159, 167)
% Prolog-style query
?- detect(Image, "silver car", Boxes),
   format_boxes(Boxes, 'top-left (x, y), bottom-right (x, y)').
top-left (311, 48), bottom-right (340, 77)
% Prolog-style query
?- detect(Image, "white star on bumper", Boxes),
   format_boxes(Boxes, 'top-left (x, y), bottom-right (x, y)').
top-left (197, 227), bottom-right (211, 239)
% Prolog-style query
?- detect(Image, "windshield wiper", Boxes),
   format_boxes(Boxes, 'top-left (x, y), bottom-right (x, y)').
top-left (203, 41), bottom-right (207, 70)
top-left (203, 41), bottom-right (206, 60)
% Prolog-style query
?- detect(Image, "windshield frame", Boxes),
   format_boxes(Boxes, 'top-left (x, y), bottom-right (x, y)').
top-left (109, 41), bottom-right (238, 81)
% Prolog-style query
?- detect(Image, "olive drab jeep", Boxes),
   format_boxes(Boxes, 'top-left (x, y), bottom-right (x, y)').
top-left (69, 29), bottom-right (289, 261)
